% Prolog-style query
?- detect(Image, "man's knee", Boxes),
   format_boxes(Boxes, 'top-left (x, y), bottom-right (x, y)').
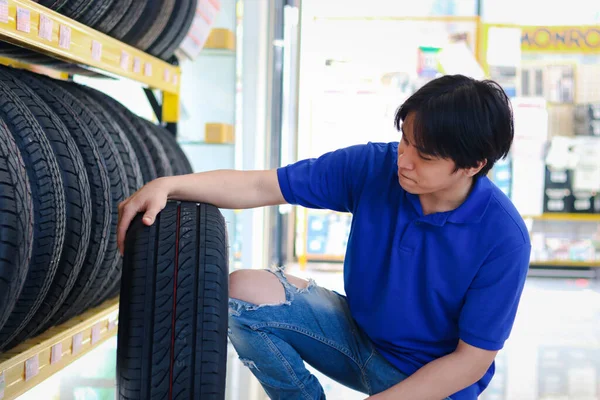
top-left (229, 269), bottom-right (309, 305)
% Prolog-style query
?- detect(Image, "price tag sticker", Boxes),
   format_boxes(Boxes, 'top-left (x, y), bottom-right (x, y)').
top-left (0, 0), bottom-right (9, 24)
top-left (144, 63), bottom-right (152, 77)
top-left (38, 14), bottom-right (53, 41)
top-left (51, 343), bottom-right (62, 364)
top-left (0, 370), bottom-right (5, 399)
top-left (133, 57), bottom-right (141, 73)
top-left (108, 315), bottom-right (117, 331)
top-left (59, 24), bottom-right (71, 49)
top-left (163, 68), bottom-right (170, 82)
top-left (91, 323), bottom-right (101, 345)
top-left (25, 355), bottom-right (39, 381)
top-left (91, 40), bottom-right (102, 61)
top-left (16, 7), bottom-right (30, 33)
top-left (120, 50), bottom-right (129, 70)
top-left (72, 332), bottom-right (83, 355)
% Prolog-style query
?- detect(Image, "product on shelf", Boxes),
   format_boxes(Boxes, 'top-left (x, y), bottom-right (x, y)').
top-left (0, 65), bottom-right (194, 354)
top-left (0, 68), bottom-right (67, 351)
top-left (0, 119), bottom-right (33, 335)
top-left (118, 201), bottom-right (229, 400)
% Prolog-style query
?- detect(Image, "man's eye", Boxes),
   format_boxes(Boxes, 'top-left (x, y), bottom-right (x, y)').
top-left (419, 154), bottom-right (432, 161)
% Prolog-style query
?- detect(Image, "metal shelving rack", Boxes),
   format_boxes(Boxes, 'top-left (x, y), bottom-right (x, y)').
top-left (0, 1), bottom-right (182, 398)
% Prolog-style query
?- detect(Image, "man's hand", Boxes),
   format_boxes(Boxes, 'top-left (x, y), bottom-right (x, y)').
top-left (117, 177), bottom-right (171, 255)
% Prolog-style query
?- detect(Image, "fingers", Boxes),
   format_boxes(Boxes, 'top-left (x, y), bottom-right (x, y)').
top-left (117, 202), bottom-right (137, 256)
top-left (142, 207), bottom-right (163, 226)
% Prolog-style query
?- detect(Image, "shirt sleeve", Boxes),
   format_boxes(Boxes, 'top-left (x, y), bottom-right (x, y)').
top-left (276, 143), bottom-right (373, 213)
top-left (459, 243), bottom-right (531, 351)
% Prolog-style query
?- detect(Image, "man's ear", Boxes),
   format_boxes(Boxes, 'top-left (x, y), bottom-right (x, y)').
top-left (466, 159), bottom-right (487, 177)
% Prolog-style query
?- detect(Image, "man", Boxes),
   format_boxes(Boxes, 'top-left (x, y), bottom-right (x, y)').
top-left (117, 74), bottom-right (530, 400)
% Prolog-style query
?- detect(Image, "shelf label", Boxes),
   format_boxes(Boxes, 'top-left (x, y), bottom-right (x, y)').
top-left (16, 7), bottom-right (30, 33)
top-left (59, 24), bottom-right (71, 50)
top-left (38, 14), bottom-right (53, 41)
top-left (91, 40), bottom-right (102, 61)
top-left (108, 315), bottom-right (118, 331)
top-left (120, 50), bottom-right (129, 70)
top-left (164, 68), bottom-right (170, 82)
top-left (51, 342), bottom-right (62, 364)
top-left (144, 62), bottom-right (152, 77)
top-left (25, 355), bottom-right (39, 381)
top-left (133, 57), bottom-right (141, 73)
top-left (0, 0), bottom-right (8, 24)
top-left (91, 323), bottom-right (101, 345)
top-left (0, 371), bottom-right (5, 399)
top-left (72, 332), bottom-right (83, 355)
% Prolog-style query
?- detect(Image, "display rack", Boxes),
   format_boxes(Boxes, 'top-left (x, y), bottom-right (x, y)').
top-left (0, 0), bottom-right (181, 122)
top-left (0, 299), bottom-right (119, 400)
top-left (301, 211), bottom-right (600, 269)
top-left (0, 1), bottom-right (184, 397)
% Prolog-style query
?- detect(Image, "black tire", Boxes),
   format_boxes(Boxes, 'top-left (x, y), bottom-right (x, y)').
top-left (60, 83), bottom-right (143, 195)
top-left (78, 0), bottom-right (116, 27)
top-left (142, 120), bottom-right (188, 176)
top-left (0, 68), bottom-right (92, 347)
top-left (134, 117), bottom-right (173, 178)
top-left (81, 87), bottom-right (158, 184)
top-left (109, 0), bottom-right (147, 41)
top-left (12, 71), bottom-right (113, 336)
top-left (122, 0), bottom-right (176, 51)
top-left (0, 121), bottom-right (33, 333)
top-left (62, 0), bottom-right (95, 21)
top-left (0, 71), bottom-right (66, 351)
top-left (157, 125), bottom-right (193, 175)
top-left (92, 0), bottom-right (132, 34)
top-left (153, 0), bottom-right (197, 60)
top-left (118, 201), bottom-right (229, 400)
top-left (34, 0), bottom-right (69, 11)
top-left (35, 76), bottom-right (127, 327)
top-left (146, 0), bottom-right (186, 57)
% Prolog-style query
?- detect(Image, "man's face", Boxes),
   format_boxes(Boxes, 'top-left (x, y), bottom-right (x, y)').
top-left (397, 113), bottom-right (466, 195)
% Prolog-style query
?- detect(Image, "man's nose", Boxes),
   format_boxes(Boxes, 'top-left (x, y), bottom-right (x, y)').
top-left (397, 152), bottom-right (414, 170)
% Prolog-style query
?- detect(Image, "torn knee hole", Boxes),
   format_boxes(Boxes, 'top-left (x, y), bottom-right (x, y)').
top-left (239, 358), bottom-right (260, 371)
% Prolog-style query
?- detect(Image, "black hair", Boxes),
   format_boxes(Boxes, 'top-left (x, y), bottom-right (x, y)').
top-left (394, 74), bottom-right (514, 178)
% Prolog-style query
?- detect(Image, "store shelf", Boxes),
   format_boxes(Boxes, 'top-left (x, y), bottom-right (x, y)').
top-left (530, 261), bottom-right (600, 267)
top-left (523, 213), bottom-right (600, 222)
top-left (0, 0), bottom-right (180, 94)
top-left (0, 298), bottom-right (119, 400)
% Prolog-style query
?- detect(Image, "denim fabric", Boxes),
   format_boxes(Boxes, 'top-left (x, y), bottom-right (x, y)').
top-left (228, 268), bottom-right (452, 400)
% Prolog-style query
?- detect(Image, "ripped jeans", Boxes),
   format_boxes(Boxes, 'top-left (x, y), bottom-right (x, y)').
top-left (228, 269), bottom-right (415, 400)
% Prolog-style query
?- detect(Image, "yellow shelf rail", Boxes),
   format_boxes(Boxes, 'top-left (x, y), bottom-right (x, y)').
top-left (0, 298), bottom-right (119, 400)
top-left (0, 0), bottom-right (180, 95)
top-left (523, 213), bottom-right (600, 222)
top-left (530, 261), bottom-right (600, 268)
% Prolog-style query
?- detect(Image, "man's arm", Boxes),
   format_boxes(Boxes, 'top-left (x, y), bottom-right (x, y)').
top-left (117, 169), bottom-right (285, 253)
top-left (368, 340), bottom-right (497, 400)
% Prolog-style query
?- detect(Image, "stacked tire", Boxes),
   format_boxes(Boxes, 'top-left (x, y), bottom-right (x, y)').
top-left (0, 0), bottom-right (198, 72)
top-left (0, 64), bottom-right (194, 352)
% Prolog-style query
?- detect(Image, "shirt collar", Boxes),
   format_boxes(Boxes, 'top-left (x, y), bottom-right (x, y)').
top-left (404, 177), bottom-right (493, 226)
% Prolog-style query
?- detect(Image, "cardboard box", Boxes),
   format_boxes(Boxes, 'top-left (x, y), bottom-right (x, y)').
top-left (205, 123), bottom-right (235, 144)
top-left (205, 28), bottom-right (236, 51)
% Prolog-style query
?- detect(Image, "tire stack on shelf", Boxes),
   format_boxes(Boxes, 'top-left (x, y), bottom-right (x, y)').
top-left (0, 64), bottom-right (194, 354)
top-left (0, 0), bottom-right (198, 72)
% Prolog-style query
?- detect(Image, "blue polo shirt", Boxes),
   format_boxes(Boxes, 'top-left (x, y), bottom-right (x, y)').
top-left (277, 142), bottom-right (531, 399)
